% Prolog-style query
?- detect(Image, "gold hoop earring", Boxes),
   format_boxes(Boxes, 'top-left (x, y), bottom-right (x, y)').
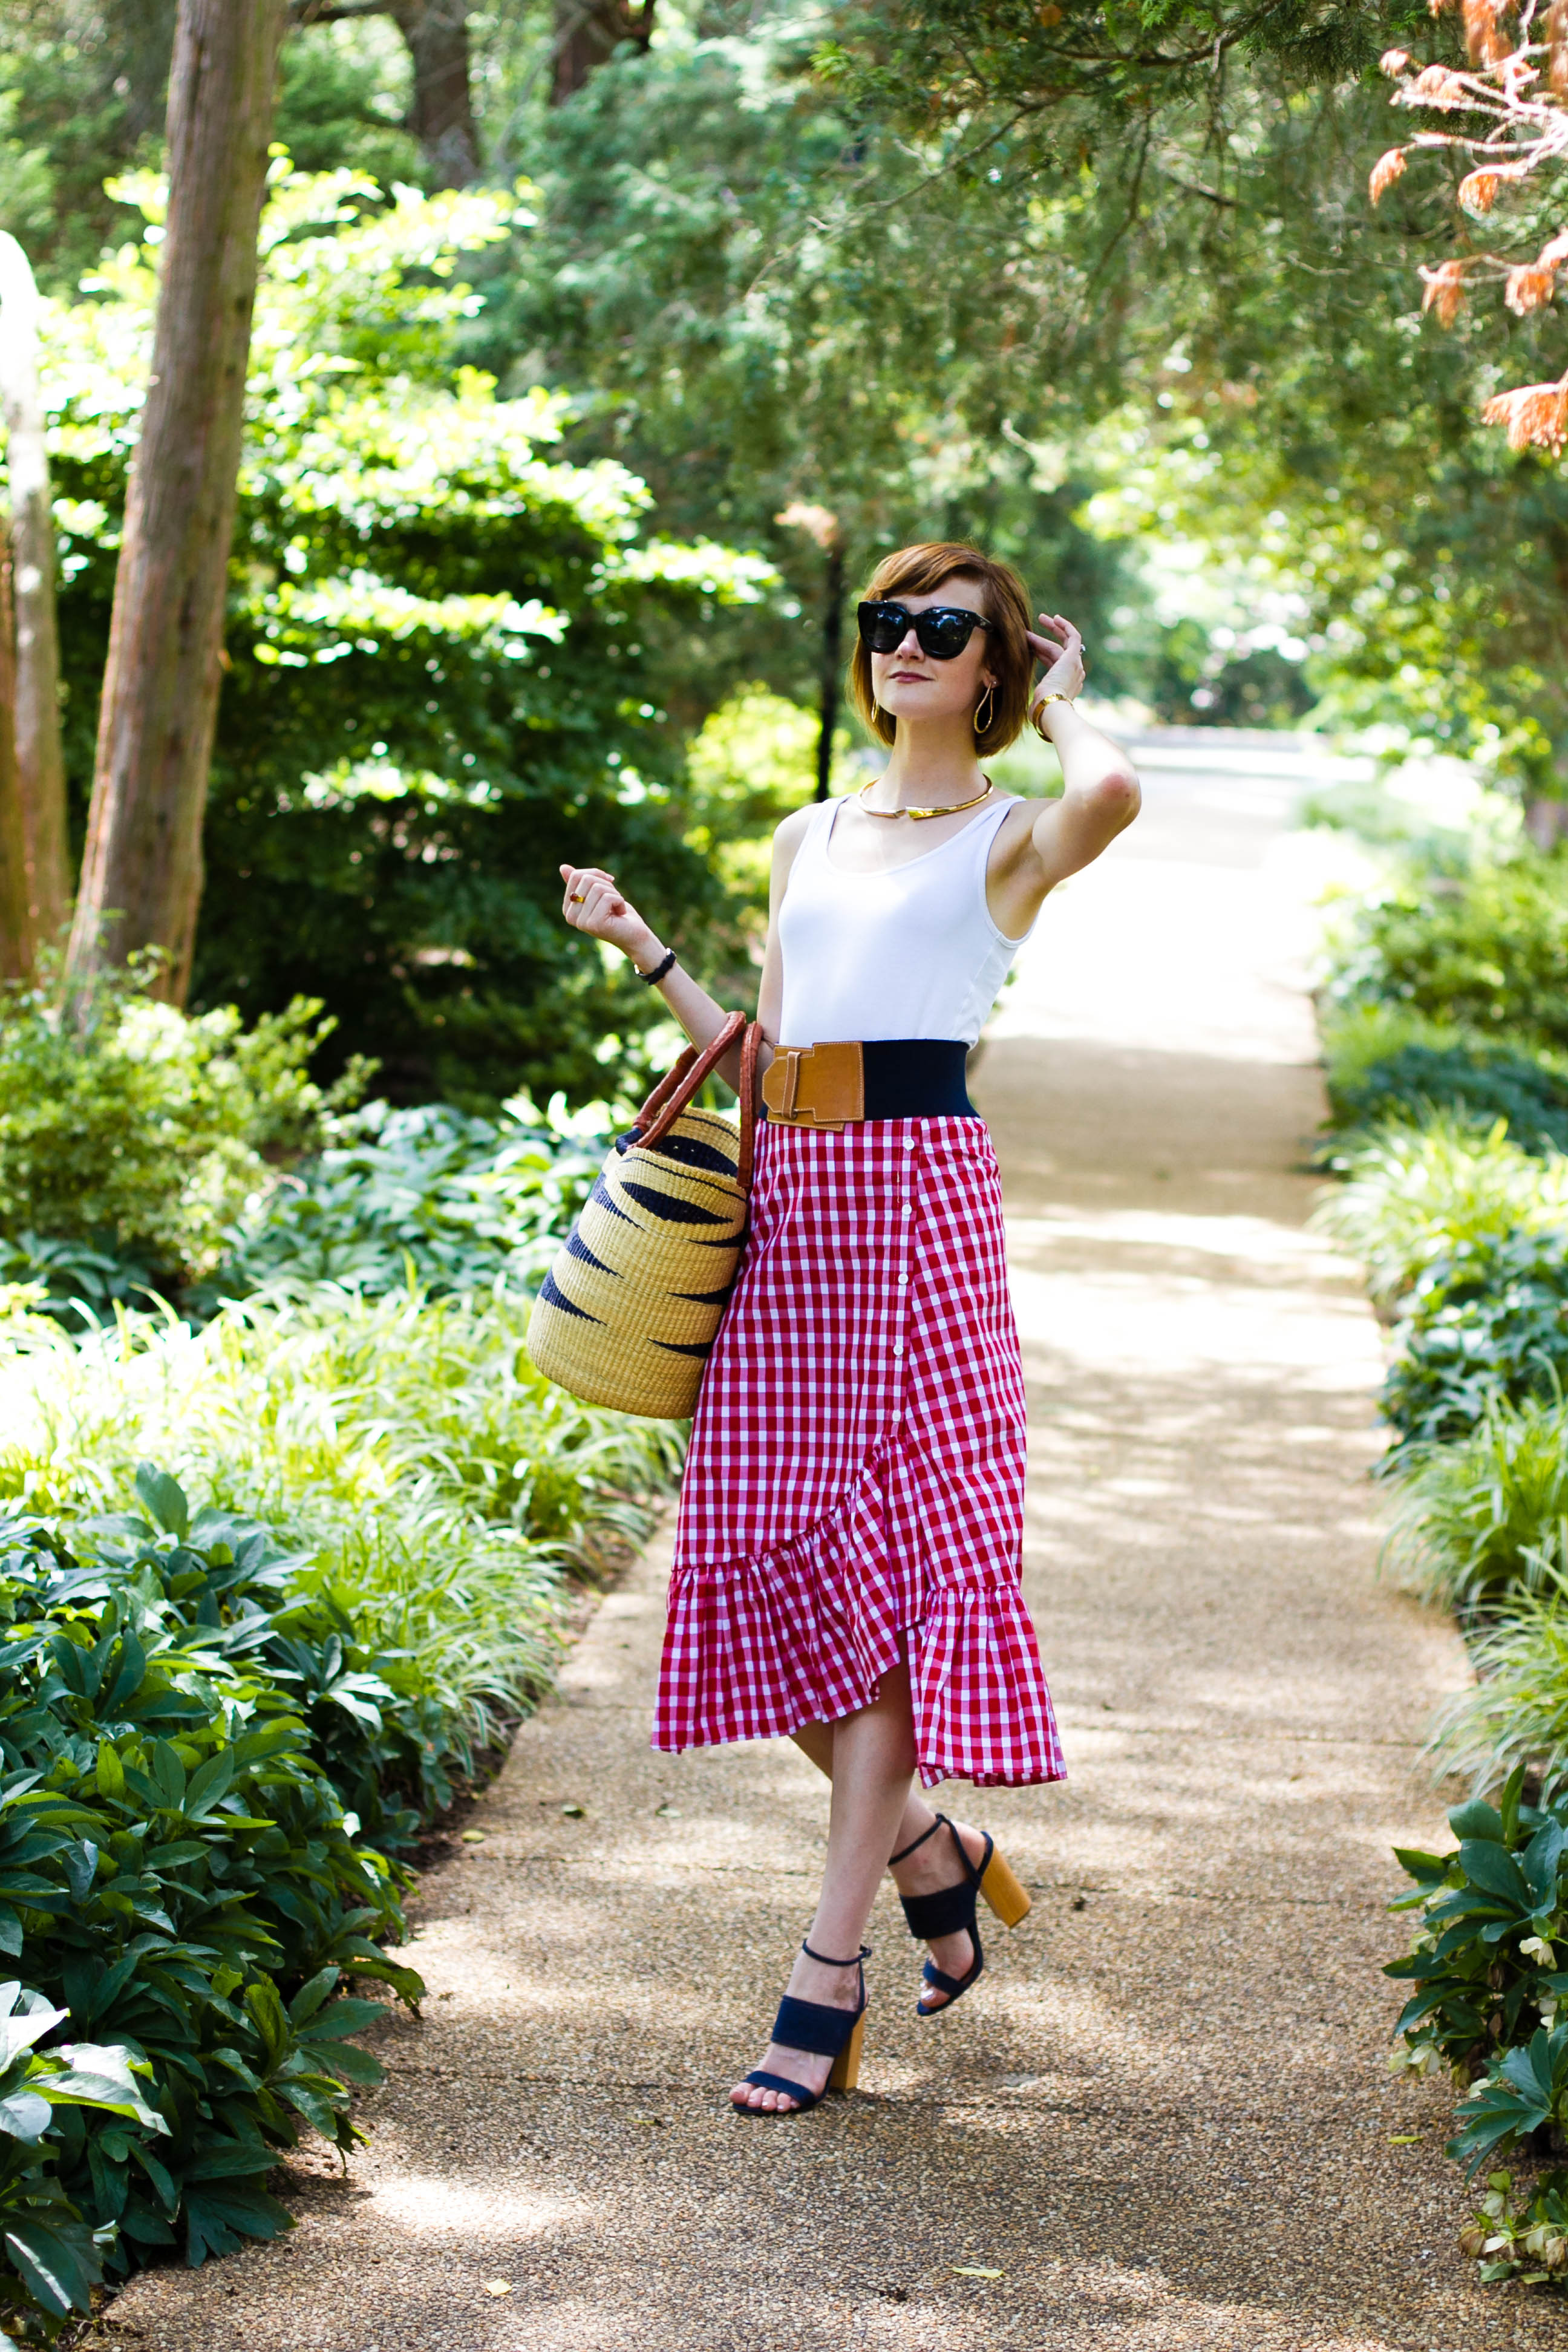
top-left (973, 683), bottom-right (995, 736)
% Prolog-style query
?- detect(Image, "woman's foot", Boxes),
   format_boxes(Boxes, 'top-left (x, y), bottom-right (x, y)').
top-left (729, 1947), bottom-right (864, 2114)
top-left (889, 1817), bottom-right (987, 2011)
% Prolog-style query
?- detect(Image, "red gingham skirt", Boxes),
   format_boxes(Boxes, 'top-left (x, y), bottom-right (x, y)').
top-left (655, 1116), bottom-right (1065, 1789)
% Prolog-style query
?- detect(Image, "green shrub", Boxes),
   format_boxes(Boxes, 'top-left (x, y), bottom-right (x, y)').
top-left (209, 1099), bottom-right (603, 1307)
top-left (1, 1283), bottom-right (681, 1778)
top-left (1386, 1766), bottom-right (1568, 2103)
top-left (0, 1470), bottom-right (425, 2303)
top-left (1312, 1115), bottom-right (1568, 1313)
top-left (0, 970), bottom-right (370, 1302)
top-left (1330, 851), bottom-right (1568, 1054)
top-left (1331, 1046), bottom-right (1568, 1158)
top-left (1381, 1230), bottom-right (1568, 1452)
top-left (1384, 1396), bottom-right (1568, 1616)
top-left (0, 1988), bottom-right (163, 2334)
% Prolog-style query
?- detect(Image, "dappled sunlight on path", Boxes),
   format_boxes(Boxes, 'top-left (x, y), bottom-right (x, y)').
top-left (116, 740), bottom-right (1557, 2351)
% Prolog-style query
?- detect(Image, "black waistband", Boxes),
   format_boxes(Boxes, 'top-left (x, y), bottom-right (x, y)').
top-left (762, 1039), bottom-right (976, 1122)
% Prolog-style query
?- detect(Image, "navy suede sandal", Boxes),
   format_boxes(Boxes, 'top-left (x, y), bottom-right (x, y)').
top-left (734, 1940), bottom-right (870, 2115)
top-left (890, 1815), bottom-right (1032, 2015)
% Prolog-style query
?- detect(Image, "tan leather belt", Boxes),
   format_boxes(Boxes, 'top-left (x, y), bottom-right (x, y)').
top-left (760, 1040), bottom-right (864, 1129)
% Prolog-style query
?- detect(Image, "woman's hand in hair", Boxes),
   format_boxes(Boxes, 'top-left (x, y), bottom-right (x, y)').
top-left (1025, 613), bottom-right (1086, 713)
top-left (559, 864), bottom-right (664, 970)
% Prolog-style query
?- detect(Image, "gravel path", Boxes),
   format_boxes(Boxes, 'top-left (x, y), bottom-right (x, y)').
top-left (113, 750), bottom-right (1564, 2351)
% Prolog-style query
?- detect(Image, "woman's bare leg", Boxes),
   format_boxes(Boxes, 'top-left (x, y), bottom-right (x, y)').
top-left (733, 1663), bottom-right (918, 2112)
top-left (789, 1720), bottom-right (987, 2011)
top-left (792, 1720), bottom-right (935, 1856)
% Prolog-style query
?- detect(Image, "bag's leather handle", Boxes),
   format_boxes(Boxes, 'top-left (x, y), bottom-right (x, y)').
top-left (636, 1008), bottom-right (748, 1149)
top-left (737, 1019), bottom-right (760, 1191)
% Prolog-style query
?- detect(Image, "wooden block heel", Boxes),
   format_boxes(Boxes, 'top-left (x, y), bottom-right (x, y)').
top-left (828, 2006), bottom-right (866, 2093)
top-left (979, 1849), bottom-right (1031, 1930)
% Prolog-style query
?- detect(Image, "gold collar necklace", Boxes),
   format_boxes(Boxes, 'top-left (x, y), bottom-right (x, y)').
top-left (855, 778), bottom-right (994, 824)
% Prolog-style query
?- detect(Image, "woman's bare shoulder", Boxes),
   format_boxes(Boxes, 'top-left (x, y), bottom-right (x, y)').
top-left (990, 792), bottom-right (1054, 845)
top-left (774, 802), bottom-right (818, 849)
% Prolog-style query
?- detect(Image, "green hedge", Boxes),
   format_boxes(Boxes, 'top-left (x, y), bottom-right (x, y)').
top-left (0, 1284), bottom-right (681, 2333)
top-left (0, 1468), bottom-right (430, 2329)
top-left (1319, 841), bottom-right (1568, 2269)
top-left (1329, 851), bottom-right (1568, 1056)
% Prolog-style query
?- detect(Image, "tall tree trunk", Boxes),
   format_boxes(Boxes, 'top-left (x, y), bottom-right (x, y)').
top-left (0, 234), bottom-right (71, 978)
top-left (388, 1), bottom-right (479, 186)
top-left (68, 0), bottom-right (287, 1004)
top-left (551, 0), bottom-right (656, 105)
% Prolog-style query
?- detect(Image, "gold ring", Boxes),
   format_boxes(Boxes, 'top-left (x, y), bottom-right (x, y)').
top-left (569, 892), bottom-right (585, 903)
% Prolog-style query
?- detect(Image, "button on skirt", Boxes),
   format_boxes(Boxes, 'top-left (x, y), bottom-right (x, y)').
top-left (655, 1115), bottom-right (1065, 1789)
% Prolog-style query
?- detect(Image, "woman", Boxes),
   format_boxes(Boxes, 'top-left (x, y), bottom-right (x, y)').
top-left (559, 540), bottom-right (1139, 2115)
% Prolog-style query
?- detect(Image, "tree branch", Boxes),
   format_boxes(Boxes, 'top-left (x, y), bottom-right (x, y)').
top-left (290, 1), bottom-right (393, 22)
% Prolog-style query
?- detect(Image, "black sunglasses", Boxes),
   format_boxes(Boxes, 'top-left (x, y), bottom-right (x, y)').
top-left (857, 600), bottom-right (994, 661)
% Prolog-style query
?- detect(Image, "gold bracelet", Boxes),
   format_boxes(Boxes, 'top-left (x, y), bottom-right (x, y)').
top-left (1031, 691), bottom-right (1075, 743)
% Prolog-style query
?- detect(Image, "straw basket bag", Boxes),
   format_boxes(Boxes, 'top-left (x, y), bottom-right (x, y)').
top-left (525, 1011), bottom-right (760, 1419)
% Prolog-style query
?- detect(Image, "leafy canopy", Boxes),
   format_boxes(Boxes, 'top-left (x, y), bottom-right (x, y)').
top-left (34, 161), bottom-right (774, 1110)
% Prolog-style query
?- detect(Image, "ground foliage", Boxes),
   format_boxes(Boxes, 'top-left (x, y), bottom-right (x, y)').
top-left (1387, 1766), bottom-right (1568, 2095)
top-left (1455, 2166), bottom-right (1568, 2287)
top-left (0, 1283), bottom-right (682, 1768)
top-left (0, 952), bottom-right (619, 1322)
top-left (0, 1466), bottom-right (426, 2318)
top-left (1328, 1046), bottom-right (1568, 1160)
top-left (0, 1293), bottom-right (680, 2330)
top-left (1384, 1393), bottom-right (1568, 1619)
top-left (211, 1097), bottom-right (603, 1308)
top-left (1314, 1112), bottom-right (1568, 1312)
top-left (1324, 831), bottom-right (1568, 2229)
top-left (1380, 1229), bottom-right (1568, 1454)
top-left (1329, 853), bottom-right (1568, 1056)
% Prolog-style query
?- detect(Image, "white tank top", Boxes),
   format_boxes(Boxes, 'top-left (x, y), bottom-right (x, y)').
top-left (777, 792), bottom-right (1033, 1048)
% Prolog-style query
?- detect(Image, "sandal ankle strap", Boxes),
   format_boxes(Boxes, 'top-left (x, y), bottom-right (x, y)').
top-left (801, 1938), bottom-right (872, 1968)
top-left (888, 1813), bottom-right (947, 1869)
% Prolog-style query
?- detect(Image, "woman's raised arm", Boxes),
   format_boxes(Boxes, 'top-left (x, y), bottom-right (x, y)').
top-left (1025, 614), bottom-right (1140, 888)
top-left (558, 823), bottom-right (806, 1096)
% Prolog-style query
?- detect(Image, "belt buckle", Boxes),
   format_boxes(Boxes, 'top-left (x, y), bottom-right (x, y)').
top-left (794, 1042), bottom-right (851, 1130)
top-left (764, 1044), bottom-right (848, 1129)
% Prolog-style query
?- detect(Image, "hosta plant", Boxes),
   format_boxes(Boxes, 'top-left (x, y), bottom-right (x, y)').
top-left (1379, 1230), bottom-right (1568, 1454)
top-left (210, 1098), bottom-right (604, 1306)
top-left (1330, 1047), bottom-right (1568, 1161)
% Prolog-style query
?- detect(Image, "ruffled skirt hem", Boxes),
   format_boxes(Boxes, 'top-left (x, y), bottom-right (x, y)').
top-left (655, 1446), bottom-right (1065, 1790)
